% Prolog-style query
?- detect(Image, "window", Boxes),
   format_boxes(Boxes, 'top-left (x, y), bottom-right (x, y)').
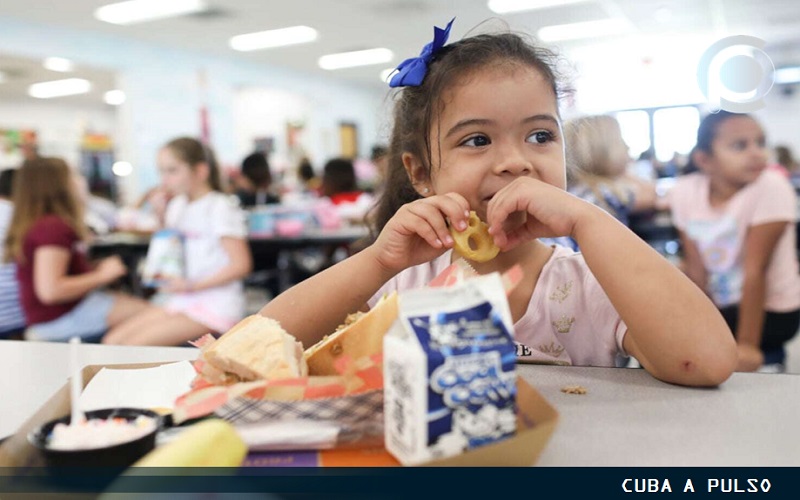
top-left (652, 107), bottom-right (700, 163)
top-left (615, 110), bottom-right (651, 159)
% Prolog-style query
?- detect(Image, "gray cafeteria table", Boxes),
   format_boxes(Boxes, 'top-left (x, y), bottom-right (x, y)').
top-left (1, 340), bottom-right (797, 466)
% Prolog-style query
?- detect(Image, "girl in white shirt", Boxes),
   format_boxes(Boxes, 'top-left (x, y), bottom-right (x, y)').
top-left (103, 138), bottom-right (252, 345)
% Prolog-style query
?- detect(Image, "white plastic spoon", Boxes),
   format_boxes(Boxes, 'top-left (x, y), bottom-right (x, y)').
top-left (69, 337), bottom-right (85, 426)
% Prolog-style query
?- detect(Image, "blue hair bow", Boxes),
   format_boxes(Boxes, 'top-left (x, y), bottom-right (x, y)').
top-left (389, 18), bottom-right (455, 88)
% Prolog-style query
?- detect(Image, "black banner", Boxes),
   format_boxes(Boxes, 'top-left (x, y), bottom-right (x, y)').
top-left (0, 467), bottom-right (795, 498)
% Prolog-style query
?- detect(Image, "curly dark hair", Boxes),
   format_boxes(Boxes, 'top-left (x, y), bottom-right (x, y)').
top-left (369, 30), bottom-right (570, 240)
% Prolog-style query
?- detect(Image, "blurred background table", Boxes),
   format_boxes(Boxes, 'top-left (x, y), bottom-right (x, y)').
top-left (89, 226), bottom-right (370, 295)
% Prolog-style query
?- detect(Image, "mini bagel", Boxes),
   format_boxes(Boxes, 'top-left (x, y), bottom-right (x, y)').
top-left (449, 211), bottom-right (500, 263)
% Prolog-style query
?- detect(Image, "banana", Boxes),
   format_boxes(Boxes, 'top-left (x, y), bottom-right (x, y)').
top-left (133, 419), bottom-right (247, 467)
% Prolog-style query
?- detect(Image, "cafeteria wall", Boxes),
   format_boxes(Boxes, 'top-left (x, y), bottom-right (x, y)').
top-left (0, 99), bottom-right (116, 169)
top-left (0, 17), bottom-right (385, 203)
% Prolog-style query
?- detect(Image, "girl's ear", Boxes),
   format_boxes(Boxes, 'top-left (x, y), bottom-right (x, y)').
top-left (402, 152), bottom-right (432, 196)
top-left (693, 149), bottom-right (713, 173)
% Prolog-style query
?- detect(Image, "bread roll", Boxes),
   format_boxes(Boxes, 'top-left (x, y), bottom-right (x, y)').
top-left (204, 315), bottom-right (307, 382)
top-left (304, 292), bottom-right (398, 376)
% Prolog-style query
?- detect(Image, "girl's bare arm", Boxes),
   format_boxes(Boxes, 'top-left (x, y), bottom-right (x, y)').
top-left (258, 246), bottom-right (394, 348)
top-left (677, 230), bottom-right (708, 293)
top-left (259, 193), bottom-right (470, 348)
top-left (736, 221), bottom-right (788, 370)
top-left (34, 247), bottom-right (124, 304)
top-left (573, 209), bottom-right (736, 386)
top-left (486, 178), bottom-right (736, 387)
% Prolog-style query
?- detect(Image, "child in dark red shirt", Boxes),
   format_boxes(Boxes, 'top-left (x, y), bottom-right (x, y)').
top-left (4, 157), bottom-right (150, 341)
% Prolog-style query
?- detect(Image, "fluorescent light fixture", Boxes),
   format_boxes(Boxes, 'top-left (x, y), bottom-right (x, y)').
top-left (538, 19), bottom-right (632, 42)
top-left (774, 67), bottom-right (800, 85)
top-left (28, 78), bottom-right (92, 99)
top-left (94, 0), bottom-right (207, 25)
top-left (43, 57), bottom-right (74, 72)
top-left (230, 26), bottom-right (318, 52)
top-left (380, 68), bottom-right (396, 82)
top-left (112, 161), bottom-right (133, 177)
top-left (488, 0), bottom-right (586, 14)
top-left (319, 48), bottom-right (393, 70)
top-left (104, 90), bottom-right (126, 105)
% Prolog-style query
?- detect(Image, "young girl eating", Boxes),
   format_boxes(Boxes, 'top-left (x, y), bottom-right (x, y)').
top-left (260, 21), bottom-right (737, 386)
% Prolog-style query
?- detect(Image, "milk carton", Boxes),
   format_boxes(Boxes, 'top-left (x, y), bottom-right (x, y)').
top-left (141, 229), bottom-right (185, 288)
top-left (383, 273), bottom-right (517, 465)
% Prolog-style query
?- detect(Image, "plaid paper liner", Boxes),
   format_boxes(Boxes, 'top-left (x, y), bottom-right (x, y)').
top-left (173, 352), bottom-right (384, 424)
top-left (217, 389), bottom-right (384, 425)
top-left (172, 260), bottom-right (522, 426)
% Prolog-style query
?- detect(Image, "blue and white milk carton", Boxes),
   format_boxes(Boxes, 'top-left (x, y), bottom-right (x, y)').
top-left (383, 273), bottom-right (517, 465)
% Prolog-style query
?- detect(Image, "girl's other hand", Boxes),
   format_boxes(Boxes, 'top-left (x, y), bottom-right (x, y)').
top-left (486, 178), bottom-right (589, 250)
top-left (96, 256), bottom-right (127, 283)
top-left (371, 193), bottom-right (470, 273)
top-left (160, 278), bottom-right (194, 294)
top-left (736, 344), bottom-right (764, 372)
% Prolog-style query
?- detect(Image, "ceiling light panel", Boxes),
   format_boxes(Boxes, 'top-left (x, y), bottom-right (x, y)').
top-left (230, 26), bottom-right (318, 51)
top-left (94, 0), bottom-right (207, 25)
top-left (488, 0), bottom-right (587, 14)
top-left (43, 57), bottom-right (74, 72)
top-left (28, 78), bottom-right (92, 99)
top-left (537, 19), bottom-right (632, 42)
top-left (318, 48), bottom-right (393, 70)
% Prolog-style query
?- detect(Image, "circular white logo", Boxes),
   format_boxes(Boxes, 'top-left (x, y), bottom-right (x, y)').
top-left (697, 35), bottom-right (775, 112)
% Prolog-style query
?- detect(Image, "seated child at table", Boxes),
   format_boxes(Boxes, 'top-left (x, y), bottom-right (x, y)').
top-left (565, 115), bottom-right (657, 228)
top-left (297, 157), bottom-right (322, 195)
top-left (259, 20), bottom-right (737, 387)
top-left (321, 158), bottom-right (362, 205)
top-left (236, 151), bottom-right (281, 208)
top-left (668, 111), bottom-right (800, 372)
top-left (102, 137), bottom-right (252, 346)
top-left (4, 158), bottom-right (150, 342)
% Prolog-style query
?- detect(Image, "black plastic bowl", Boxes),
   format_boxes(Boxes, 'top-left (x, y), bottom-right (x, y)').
top-left (28, 408), bottom-right (161, 468)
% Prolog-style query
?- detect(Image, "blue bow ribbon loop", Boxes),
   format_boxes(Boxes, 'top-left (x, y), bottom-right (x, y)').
top-left (389, 18), bottom-right (455, 88)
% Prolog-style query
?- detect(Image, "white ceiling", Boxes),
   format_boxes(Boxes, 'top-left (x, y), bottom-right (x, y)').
top-left (0, 53), bottom-right (116, 106)
top-left (1, 0), bottom-right (800, 93)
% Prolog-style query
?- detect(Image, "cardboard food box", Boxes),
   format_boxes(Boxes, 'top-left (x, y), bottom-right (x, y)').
top-left (0, 363), bottom-right (558, 469)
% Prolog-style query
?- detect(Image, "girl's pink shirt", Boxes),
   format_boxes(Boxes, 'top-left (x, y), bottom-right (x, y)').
top-left (669, 170), bottom-right (800, 311)
top-left (369, 245), bottom-right (628, 367)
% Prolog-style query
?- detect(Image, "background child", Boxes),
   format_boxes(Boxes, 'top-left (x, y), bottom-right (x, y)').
top-left (321, 158), bottom-right (362, 205)
top-left (297, 157), bottom-right (321, 195)
top-left (236, 151), bottom-right (280, 207)
top-left (565, 115), bottom-right (657, 228)
top-left (4, 157), bottom-right (150, 342)
top-left (261, 24), bottom-right (736, 387)
top-left (0, 169), bottom-right (26, 339)
top-left (774, 144), bottom-right (799, 179)
top-left (669, 111), bottom-right (800, 372)
top-left (103, 137), bottom-right (252, 345)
